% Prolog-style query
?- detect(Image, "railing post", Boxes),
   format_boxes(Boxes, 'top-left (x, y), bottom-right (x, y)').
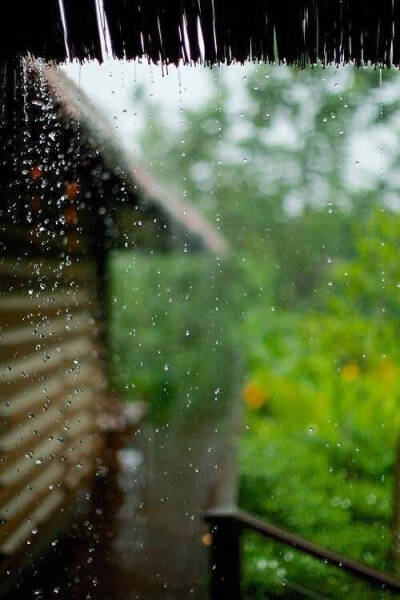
top-left (205, 512), bottom-right (241, 600)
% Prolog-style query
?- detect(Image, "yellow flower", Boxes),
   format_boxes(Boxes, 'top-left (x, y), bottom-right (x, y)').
top-left (243, 382), bottom-right (267, 409)
top-left (341, 361), bottom-right (360, 382)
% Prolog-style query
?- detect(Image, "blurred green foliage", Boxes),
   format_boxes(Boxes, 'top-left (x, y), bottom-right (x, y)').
top-left (240, 209), bottom-right (400, 597)
top-left (110, 252), bottom-right (242, 425)
top-left (109, 64), bottom-right (400, 597)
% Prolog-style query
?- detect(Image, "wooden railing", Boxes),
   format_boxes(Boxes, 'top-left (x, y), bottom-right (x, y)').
top-left (204, 508), bottom-right (400, 599)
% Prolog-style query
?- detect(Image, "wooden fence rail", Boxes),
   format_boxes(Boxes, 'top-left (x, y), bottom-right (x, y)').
top-left (205, 508), bottom-right (400, 599)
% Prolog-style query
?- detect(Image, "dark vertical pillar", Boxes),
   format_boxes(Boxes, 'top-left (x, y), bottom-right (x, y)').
top-left (206, 514), bottom-right (241, 600)
top-left (95, 211), bottom-right (108, 319)
top-left (390, 433), bottom-right (400, 574)
top-left (93, 207), bottom-right (111, 387)
top-left (0, 58), bottom-right (19, 209)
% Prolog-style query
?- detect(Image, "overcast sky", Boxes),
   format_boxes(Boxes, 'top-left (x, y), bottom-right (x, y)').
top-left (63, 60), bottom-right (399, 198)
top-left (64, 60), bottom-right (219, 150)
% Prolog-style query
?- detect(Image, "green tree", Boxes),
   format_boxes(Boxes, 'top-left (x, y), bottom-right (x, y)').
top-left (126, 65), bottom-right (400, 595)
top-left (137, 65), bottom-right (400, 309)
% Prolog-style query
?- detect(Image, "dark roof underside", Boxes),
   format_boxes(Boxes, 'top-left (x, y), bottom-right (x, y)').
top-left (3, 1), bottom-right (400, 66)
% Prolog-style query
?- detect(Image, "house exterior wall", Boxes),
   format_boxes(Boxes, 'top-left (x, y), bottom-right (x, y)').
top-left (0, 257), bottom-right (105, 560)
top-left (0, 59), bottom-right (107, 573)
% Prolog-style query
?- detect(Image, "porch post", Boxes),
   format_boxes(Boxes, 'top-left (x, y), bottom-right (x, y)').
top-left (206, 513), bottom-right (241, 600)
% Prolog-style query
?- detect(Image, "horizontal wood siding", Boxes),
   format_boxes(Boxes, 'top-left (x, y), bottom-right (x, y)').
top-left (0, 61), bottom-right (122, 575)
top-left (0, 256), bottom-right (105, 561)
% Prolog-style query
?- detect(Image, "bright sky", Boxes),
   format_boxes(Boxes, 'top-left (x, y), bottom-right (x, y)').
top-left (64, 60), bottom-right (219, 151)
top-left (63, 60), bottom-right (399, 197)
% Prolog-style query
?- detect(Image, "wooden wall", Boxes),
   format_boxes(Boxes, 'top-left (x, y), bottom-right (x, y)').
top-left (0, 57), bottom-right (160, 576)
top-left (0, 255), bottom-right (106, 563)
top-left (0, 59), bottom-right (108, 572)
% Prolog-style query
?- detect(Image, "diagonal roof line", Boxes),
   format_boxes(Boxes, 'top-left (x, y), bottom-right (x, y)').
top-left (43, 64), bottom-right (229, 257)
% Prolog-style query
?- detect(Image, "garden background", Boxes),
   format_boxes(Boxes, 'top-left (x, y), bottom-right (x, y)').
top-left (104, 64), bottom-right (400, 598)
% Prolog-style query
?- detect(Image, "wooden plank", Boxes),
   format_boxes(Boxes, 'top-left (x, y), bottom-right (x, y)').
top-left (64, 432), bottom-right (98, 465)
top-left (65, 388), bottom-right (96, 414)
top-left (63, 416), bottom-right (101, 479)
top-left (0, 376), bottom-right (65, 420)
top-left (0, 289), bottom-right (92, 328)
top-left (0, 383), bottom-right (100, 461)
top-left (0, 461), bottom-right (64, 521)
top-left (0, 268), bottom-right (104, 562)
top-left (0, 404), bottom-right (64, 453)
top-left (64, 411), bottom-right (94, 442)
top-left (0, 289), bottom-right (89, 312)
top-left (0, 434), bottom-right (64, 488)
top-left (0, 258), bottom-right (96, 285)
top-left (0, 337), bottom-right (95, 385)
top-left (0, 363), bottom-right (103, 422)
top-left (0, 311), bottom-right (93, 347)
top-left (0, 350), bottom-right (65, 383)
top-left (64, 459), bottom-right (93, 490)
top-left (0, 419), bottom-right (67, 472)
top-left (0, 489), bottom-right (65, 556)
top-left (0, 476), bottom-right (65, 549)
top-left (0, 313), bottom-right (99, 361)
top-left (64, 436), bottom-right (104, 490)
top-left (0, 366), bottom-right (103, 472)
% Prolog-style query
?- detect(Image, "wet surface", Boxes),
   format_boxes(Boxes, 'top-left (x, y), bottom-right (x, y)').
top-left (4, 442), bottom-right (145, 600)
top-left (5, 425), bottom-right (218, 600)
